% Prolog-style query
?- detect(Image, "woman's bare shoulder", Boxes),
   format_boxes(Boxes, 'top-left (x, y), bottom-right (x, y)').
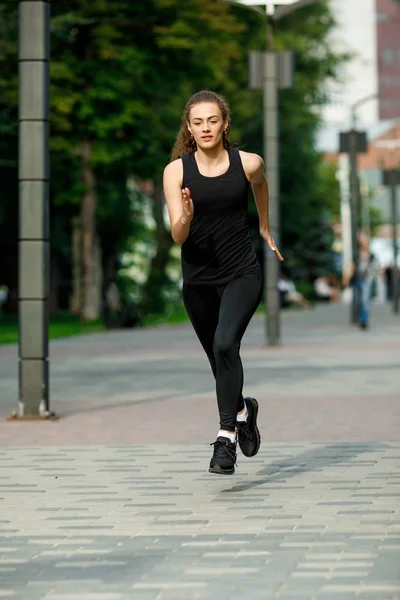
top-left (163, 158), bottom-right (184, 188)
top-left (238, 150), bottom-right (264, 179)
top-left (238, 150), bottom-right (264, 173)
top-left (164, 158), bottom-right (183, 175)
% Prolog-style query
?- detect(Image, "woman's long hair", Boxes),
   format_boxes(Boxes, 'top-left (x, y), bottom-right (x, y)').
top-left (170, 90), bottom-right (231, 161)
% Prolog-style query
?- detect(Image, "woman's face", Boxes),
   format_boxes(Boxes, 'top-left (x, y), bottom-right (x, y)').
top-left (188, 102), bottom-right (228, 152)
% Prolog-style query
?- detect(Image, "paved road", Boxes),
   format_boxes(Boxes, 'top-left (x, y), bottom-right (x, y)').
top-left (0, 303), bottom-right (399, 599)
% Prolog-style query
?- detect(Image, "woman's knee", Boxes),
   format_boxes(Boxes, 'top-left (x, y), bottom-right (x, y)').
top-left (213, 336), bottom-right (239, 359)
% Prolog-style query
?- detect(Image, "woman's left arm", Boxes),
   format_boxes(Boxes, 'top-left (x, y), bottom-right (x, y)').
top-left (241, 151), bottom-right (284, 262)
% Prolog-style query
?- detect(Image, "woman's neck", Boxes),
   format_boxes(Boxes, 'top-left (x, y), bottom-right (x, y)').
top-left (195, 145), bottom-right (227, 166)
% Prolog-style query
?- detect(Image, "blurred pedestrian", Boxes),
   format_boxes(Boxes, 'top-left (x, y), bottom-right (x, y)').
top-left (314, 275), bottom-right (341, 303)
top-left (163, 90), bottom-right (283, 475)
top-left (278, 274), bottom-right (310, 308)
top-left (343, 234), bottom-right (381, 329)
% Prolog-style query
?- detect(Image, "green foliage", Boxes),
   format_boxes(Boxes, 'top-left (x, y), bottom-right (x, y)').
top-left (276, 2), bottom-right (346, 282)
top-left (0, 0), bottom-right (349, 324)
top-left (0, 4), bottom-right (18, 309)
top-left (226, 2), bottom-right (347, 283)
top-left (369, 206), bottom-right (385, 237)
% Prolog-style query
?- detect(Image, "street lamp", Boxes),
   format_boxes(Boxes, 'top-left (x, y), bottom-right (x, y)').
top-left (222, 0), bottom-right (319, 346)
top-left (351, 93), bottom-right (379, 129)
top-left (225, 0), bottom-right (319, 14)
top-left (16, 1), bottom-right (51, 419)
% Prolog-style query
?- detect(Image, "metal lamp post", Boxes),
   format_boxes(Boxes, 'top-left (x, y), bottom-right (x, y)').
top-left (222, 0), bottom-right (318, 346)
top-left (15, 1), bottom-right (52, 419)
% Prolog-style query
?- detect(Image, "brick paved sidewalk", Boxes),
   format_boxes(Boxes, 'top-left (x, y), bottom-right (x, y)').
top-left (1, 443), bottom-right (400, 600)
top-left (0, 303), bottom-right (399, 599)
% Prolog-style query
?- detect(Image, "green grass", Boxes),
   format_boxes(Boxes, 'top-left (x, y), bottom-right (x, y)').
top-left (0, 313), bottom-right (105, 346)
top-left (142, 300), bottom-right (265, 328)
top-left (141, 303), bottom-right (189, 327)
top-left (0, 300), bottom-right (267, 346)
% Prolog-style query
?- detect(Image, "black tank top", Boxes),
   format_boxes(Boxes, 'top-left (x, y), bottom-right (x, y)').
top-left (181, 148), bottom-right (261, 285)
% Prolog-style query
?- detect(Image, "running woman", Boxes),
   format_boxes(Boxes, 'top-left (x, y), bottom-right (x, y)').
top-left (163, 90), bottom-right (283, 475)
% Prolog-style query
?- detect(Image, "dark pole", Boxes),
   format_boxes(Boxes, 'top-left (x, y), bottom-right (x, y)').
top-left (390, 170), bottom-right (399, 314)
top-left (348, 130), bottom-right (359, 324)
top-left (17, 0), bottom-right (50, 417)
top-left (264, 18), bottom-right (281, 346)
top-left (225, 0), bottom-right (300, 346)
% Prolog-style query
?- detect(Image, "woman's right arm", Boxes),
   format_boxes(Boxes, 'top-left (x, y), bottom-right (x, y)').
top-left (163, 159), bottom-right (192, 245)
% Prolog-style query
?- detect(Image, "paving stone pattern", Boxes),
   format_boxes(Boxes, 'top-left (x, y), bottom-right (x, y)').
top-left (0, 304), bottom-right (400, 444)
top-left (1, 443), bottom-right (400, 599)
top-left (0, 304), bottom-right (399, 598)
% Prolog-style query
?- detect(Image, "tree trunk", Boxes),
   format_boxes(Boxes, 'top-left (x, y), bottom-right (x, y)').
top-left (69, 217), bottom-right (81, 315)
top-left (49, 254), bottom-right (60, 317)
top-left (103, 254), bottom-right (117, 296)
top-left (143, 181), bottom-right (174, 315)
top-left (80, 138), bottom-right (101, 321)
top-left (3, 244), bottom-right (18, 314)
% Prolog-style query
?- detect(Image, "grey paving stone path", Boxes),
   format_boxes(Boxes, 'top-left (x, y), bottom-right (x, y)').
top-left (1, 443), bottom-right (400, 599)
top-left (0, 303), bottom-right (399, 599)
top-left (0, 304), bottom-right (399, 444)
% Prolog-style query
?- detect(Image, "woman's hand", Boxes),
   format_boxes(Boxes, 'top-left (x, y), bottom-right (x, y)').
top-left (180, 187), bottom-right (194, 225)
top-left (260, 228), bottom-right (284, 262)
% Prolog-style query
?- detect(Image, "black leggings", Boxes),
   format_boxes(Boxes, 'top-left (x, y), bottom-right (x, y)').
top-left (182, 272), bottom-right (263, 431)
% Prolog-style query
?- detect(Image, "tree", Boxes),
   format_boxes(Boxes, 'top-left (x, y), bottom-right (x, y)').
top-left (0, 3), bottom-right (18, 313)
top-left (131, 0), bottom-right (248, 314)
top-left (48, 0), bottom-right (251, 318)
top-left (223, 1), bottom-right (348, 283)
top-left (50, 2), bottom-right (150, 320)
top-left (0, 0), bottom-right (349, 323)
top-left (276, 3), bottom-right (348, 281)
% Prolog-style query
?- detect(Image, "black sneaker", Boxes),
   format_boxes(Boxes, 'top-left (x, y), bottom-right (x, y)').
top-left (209, 436), bottom-right (237, 475)
top-left (237, 397), bottom-right (260, 458)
